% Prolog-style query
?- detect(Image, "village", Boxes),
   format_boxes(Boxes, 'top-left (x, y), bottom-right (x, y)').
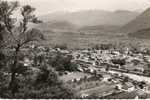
top-left (2, 0), bottom-right (150, 99)
top-left (17, 43), bottom-right (150, 99)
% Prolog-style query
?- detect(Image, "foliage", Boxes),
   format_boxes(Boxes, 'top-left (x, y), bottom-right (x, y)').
top-left (111, 58), bottom-right (126, 66)
top-left (0, 0), bottom-right (45, 97)
top-left (92, 43), bottom-right (115, 50)
top-left (0, 0), bottom-right (76, 99)
top-left (53, 44), bottom-right (68, 50)
top-left (0, 64), bottom-right (76, 99)
top-left (49, 52), bottom-right (78, 72)
top-left (17, 65), bottom-right (76, 99)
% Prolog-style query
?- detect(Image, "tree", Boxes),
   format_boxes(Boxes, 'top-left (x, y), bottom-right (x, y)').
top-left (0, 27), bottom-right (4, 66)
top-left (122, 76), bottom-right (129, 84)
top-left (17, 64), bottom-right (76, 99)
top-left (0, 1), bottom-right (44, 97)
top-left (111, 58), bottom-right (126, 66)
top-left (138, 81), bottom-right (146, 89)
top-left (50, 52), bottom-right (78, 72)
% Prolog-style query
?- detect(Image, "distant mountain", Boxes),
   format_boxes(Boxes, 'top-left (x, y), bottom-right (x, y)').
top-left (120, 8), bottom-right (150, 33)
top-left (129, 28), bottom-right (150, 39)
top-left (39, 10), bottom-right (139, 27)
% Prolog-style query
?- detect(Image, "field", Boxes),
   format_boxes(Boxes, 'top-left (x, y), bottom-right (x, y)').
top-left (79, 82), bottom-right (115, 97)
top-left (59, 72), bottom-right (91, 82)
top-left (109, 70), bottom-right (150, 83)
top-left (41, 30), bottom-right (150, 49)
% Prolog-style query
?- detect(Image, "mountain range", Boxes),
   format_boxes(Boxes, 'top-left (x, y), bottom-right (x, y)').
top-left (36, 8), bottom-right (150, 40)
top-left (129, 28), bottom-right (150, 39)
top-left (120, 8), bottom-right (150, 33)
top-left (32, 8), bottom-right (150, 47)
top-left (39, 10), bottom-right (139, 27)
top-left (119, 8), bottom-right (150, 39)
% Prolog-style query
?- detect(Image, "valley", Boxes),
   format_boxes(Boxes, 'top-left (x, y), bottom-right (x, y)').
top-left (1, 0), bottom-right (150, 99)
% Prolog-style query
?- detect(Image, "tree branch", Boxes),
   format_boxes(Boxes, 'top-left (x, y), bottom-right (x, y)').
top-left (4, 18), bottom-right (18, 43)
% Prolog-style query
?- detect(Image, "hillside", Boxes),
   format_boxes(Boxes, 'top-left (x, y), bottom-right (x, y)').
top-left (120, 8), bottom-right (150, 33)
top-left (39, 10), bottom-right (139, 27)
top-left (36, 20), bottom-right (77, 31)
top-left (129, 28), bottom-right (150, 39)
top-left (35, 10), bottom-right (140, 48)
top-left (79, 25), bottom-right (120, 33)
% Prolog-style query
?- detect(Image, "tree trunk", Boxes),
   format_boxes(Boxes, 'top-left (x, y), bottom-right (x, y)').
top-left (10, 71), bottom-right (17, 97)
top-left (9, 45), bottom-right (20, 97)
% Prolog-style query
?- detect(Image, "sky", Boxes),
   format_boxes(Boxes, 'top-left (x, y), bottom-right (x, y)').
top-left (6, 0), bottom-right (150, 16)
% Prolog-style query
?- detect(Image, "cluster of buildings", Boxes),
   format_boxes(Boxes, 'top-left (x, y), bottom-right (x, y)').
top-left (61, 46), bottom-right (150, 98)
top-left (70, 47), bottom-right (150, 76)
top-left (19, 44), bottom-right (150, 99)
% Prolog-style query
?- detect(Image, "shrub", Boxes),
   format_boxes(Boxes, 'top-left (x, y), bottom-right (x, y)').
top-left (111, 59), bottom-right (126, 66)
top-left (50, 53), bottom-right (78, 72)
top-left (53, 44), bottom-right (68, 50)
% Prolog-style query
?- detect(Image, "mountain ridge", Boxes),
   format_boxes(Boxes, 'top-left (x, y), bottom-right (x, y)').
top-left (39, 10), bottom-right (139, 27)
top-left (120, 7), bottom-right (150, 33)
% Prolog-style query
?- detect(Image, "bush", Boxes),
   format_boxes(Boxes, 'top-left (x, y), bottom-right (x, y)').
top-left (111, 59), bottom-right (126, 66)
top-left (0, 64), bottom-right (77, 99)
top-left (53, 44), bottom-right (68, 50)
top-left (50, 53), bottom-right (78, 72)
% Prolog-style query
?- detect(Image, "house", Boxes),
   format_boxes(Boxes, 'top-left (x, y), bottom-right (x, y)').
top-left (121, 82), bottom-right (135, 92)
top-left (60, 50), bottom-right (70, 54)
top-left (143, 84), bottom-right (150, 93)
top-left (23, 57), bottom-right (32, 67)
top-left (102, 74), bottom-right (112, 82)
top-left (111, 51), bottom-right (120, 56)
top-left (77, 67), bottom-right (84, 72)
top-left (116, 84), bottom-right (122, 90)
top-left (101, 90), bottom-right (148, 99)
top-left (134, 67), bottom-right (145, 73)
top-left (123, 63), bottom-right (136, 72)
top-left (99, 67), bottom-right (107, 72)
top-left (144, 56), bottom-right (150, 63)
top-left (81, 93), bottom-right (89, 98)
top-left (135, 89), bottom-right (148, 99)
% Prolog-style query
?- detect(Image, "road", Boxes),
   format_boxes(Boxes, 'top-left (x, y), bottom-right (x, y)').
top-left (109, 70), bottom-right (150, 83)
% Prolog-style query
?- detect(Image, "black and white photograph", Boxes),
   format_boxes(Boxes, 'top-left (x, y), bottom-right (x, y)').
top-left (1, 0), bottom-right (150, 99)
